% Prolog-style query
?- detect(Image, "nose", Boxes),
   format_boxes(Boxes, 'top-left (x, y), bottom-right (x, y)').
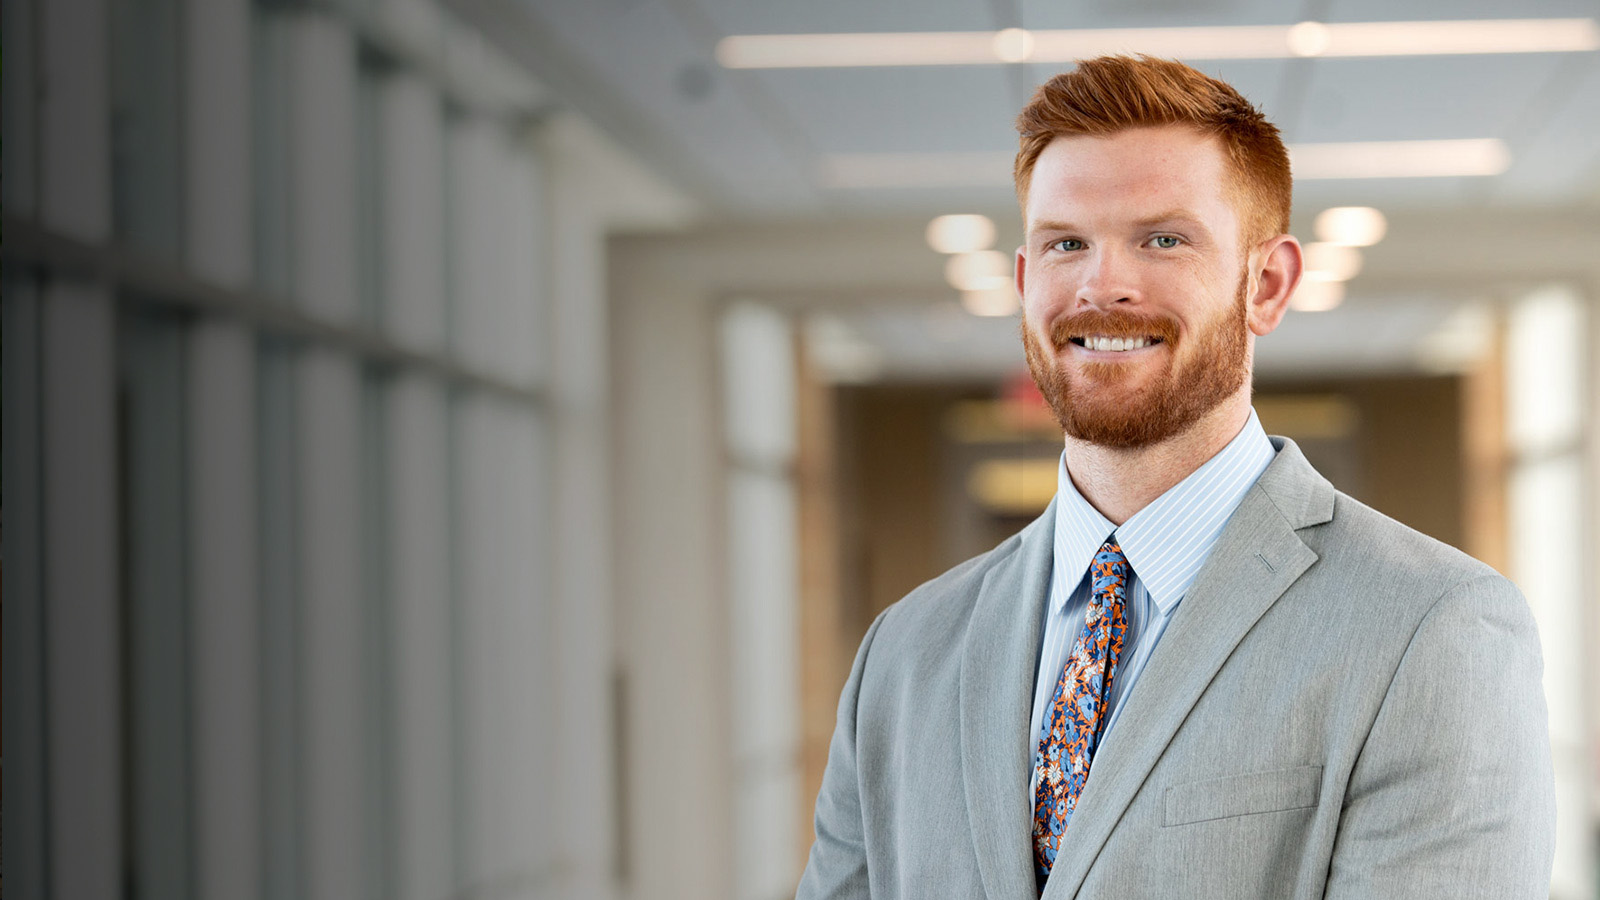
top-left (1075, 246), bottom-right (1139, 310)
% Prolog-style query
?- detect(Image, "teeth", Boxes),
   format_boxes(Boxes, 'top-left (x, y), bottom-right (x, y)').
top-left (1084, 335), bottom-right (1152, 352)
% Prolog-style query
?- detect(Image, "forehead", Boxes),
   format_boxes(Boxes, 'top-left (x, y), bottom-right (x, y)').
top-left (1024, 126), bottom-right (1238, 233)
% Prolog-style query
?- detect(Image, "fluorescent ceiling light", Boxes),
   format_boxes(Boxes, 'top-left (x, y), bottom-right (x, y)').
top-left (717, 19), bottom-right (1598, 68)
top-left (720, 32), bottom-right (997, 68)
top-left (1299, 19), bottom-right (1598, 57)
top-left (1291, 139), bottom-right (1511, 179)
top-left (822, 139), bottom-right (1511, 188)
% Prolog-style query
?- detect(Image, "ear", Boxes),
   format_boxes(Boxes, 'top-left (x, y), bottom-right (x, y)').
top-left (1246, 235), bottom-right (1302, 337)
top-left (1014, 245), bottom-right (1028, 300)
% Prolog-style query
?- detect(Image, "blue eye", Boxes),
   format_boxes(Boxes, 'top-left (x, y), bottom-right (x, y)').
top-left (1052, 239), bottom-right (1085, 252)
top-left (1151, 235), bottom-right (1181, 249)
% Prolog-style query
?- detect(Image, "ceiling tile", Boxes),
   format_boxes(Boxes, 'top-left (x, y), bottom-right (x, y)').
top-left (1288, 55), bottom-right (1565, 143)
top-left (523, 0), bottom-right (824, 211)
top-left (1492, 53), bottom-right (1600, 204)
top-left (1293, 178), bottom-right (1492, 215)
top-left (821, 184), bottom-right (1020, 218)
top-left (758, 66), bottom-right (1019, 154)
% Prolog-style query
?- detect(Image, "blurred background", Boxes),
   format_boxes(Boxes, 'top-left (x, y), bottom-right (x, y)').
top-left (3, 0), bottom-right (1597, 898)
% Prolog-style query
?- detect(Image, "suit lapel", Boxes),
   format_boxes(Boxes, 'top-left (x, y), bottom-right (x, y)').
top-left (961, 500), bottom-right (1056, 900)
top-left (1043, 440), bottom-right (1333, 898)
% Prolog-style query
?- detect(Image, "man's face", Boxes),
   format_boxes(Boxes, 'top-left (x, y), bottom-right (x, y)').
top-left (1017, 125), bottom-right (1257, 449)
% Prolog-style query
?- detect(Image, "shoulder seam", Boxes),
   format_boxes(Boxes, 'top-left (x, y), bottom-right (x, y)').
top-left (1353, 571), bottom-right (1511, 759)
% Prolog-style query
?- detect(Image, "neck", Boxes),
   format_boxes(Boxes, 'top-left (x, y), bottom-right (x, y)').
top-left (1062, 394), bottom-right (1252, 526)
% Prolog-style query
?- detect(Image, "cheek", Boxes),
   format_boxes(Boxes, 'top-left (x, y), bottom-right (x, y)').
top-left (1160, 262), bottom-right (1237, 318)
top-left (1156, 256), bottom-right (1220, 290)
top-left (1022, 261), bottom-right (1080, 314)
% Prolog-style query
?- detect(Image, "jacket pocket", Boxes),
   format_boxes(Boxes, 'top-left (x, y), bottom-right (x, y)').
top-left (1162, 764), bottom-right (1323, 827)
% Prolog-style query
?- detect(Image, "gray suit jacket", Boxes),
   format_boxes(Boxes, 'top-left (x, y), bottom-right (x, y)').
top-left (797, 438), bottom-right (1555, 899)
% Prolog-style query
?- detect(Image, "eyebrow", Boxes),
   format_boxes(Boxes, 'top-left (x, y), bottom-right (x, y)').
top-left (1027, 212), bottom-right (1213, 237)
top-left (1133, 210), bottom-right (1209, 231)
top-left (1026, 219), bottom-right (1077, 235)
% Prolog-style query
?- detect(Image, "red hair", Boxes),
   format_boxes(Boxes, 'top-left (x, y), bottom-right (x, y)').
top-left (1015, 55), bottom-right (1291, 245)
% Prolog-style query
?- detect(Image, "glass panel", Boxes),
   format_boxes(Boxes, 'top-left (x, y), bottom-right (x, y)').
top-left (1505, 285), bottom-right (1583, 456)
top-left (360, 367), bottom-right (395, 899)
top-left (379, 72), bottom-right (448, 352)
top-left (258, 337), bottom-right (303, 900)
top-left (42, 282), bottom-right (122, 898)
top-left (288, 12), bottom-right (359, 320)
top-left (1504, 284), bottom-right (1592, 897)
top-left (298, 348), bottom-right (369, 900)
top-left (110, 0), bottom-right (183, 255)
top-left (447, 115), bottom-right (501, 372)
top-left (2, 278), bottom-right (49, 899)
top-left (726, 469), bottom-right (803, 899)
top-left (357, 58), bottom-right (387, 327)
top-left (185, 0), bottom-right (253, 285)
top-left (455, 396), bottom-right (555, 890)
top-left (721, 303), bottom-right (798, 465)
top-left (253, 8), bottom-right (295, 297)
top-left (447, 120), bottom-right (546, 381)
top-left (119, 308), bottom-right (195, 900)
top-left (501, 139), bottom-right (544, 385)
top-left (720, 303), bottom-right (803, 896)
top-left (2, 0), bottom-right (39, 215)
top-left (386, 373), bottom-right (457, 900)
top-left (40, 0), bottom-right (111, 239)
top-left (189, 318), bottom-right (263, 900)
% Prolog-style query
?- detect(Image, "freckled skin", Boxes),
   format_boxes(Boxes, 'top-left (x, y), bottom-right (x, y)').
top-left (1015, 125), bottom-right (1303, 523)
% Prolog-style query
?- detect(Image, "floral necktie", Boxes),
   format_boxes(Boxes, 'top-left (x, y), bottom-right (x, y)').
top-left (1032, 539), bottom-right (1130, 890)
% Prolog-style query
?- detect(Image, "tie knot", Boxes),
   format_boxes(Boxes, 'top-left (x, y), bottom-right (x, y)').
top-left (1096, 539), bottom-right (1127, 569)
top-left (1091, 539), bottom-right (1129, 603)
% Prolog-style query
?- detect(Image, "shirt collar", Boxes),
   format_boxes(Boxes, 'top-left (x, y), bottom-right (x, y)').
top-left (1051, 408), bottom-right (1277, 614)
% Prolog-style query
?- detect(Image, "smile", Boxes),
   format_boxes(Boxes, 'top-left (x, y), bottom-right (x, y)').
top-left (1070, 335), bottom-right (1163, 352)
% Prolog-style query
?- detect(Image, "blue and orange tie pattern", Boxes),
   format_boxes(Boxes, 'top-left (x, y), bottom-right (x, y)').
top-left (1032, 539), bottom-right (1130, 889)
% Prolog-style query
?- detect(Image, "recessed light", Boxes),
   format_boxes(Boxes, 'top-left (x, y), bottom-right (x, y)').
top-left (961, 287), bottom-right (1020, 317)
top-left (945, 250), bottom-right (1012, 292)
top-left (1286, 22), bottom-right (1333, 57)
top-left (1291, 280), bottom-right (1346, 312)
top-left (1303, 243), bottom-right (1363, 282)
top-left (1314, 207), bottom-right (1388, 246)
top-left (927, 214), bottom-right (997, 254)
top-left (992, 28), bottom-right (1035, 63)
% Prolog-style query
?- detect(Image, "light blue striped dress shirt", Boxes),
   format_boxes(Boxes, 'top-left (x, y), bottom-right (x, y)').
top-left (1028, 409), bottom-right (1277, 792)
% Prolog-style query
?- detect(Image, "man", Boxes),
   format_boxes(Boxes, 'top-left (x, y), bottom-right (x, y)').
top-left (796, 56), bottom-right (1555, 899)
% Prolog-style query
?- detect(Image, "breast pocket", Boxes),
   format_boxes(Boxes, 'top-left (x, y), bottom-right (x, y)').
top-left (1163, 764), bottom-right (1323, 827)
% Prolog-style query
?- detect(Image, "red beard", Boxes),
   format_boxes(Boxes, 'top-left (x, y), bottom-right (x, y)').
top-left (1022, 275), bottom-right (1250, 449)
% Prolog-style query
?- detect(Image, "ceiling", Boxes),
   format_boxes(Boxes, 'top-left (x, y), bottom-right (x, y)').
top-left (469, 0), bottom-right (1600, 217)
top-left (451, 0), bottom-right (1600, 380)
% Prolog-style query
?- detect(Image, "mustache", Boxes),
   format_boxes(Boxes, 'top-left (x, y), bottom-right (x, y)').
top-left (1045, 309), bottom-right (1180, 348)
